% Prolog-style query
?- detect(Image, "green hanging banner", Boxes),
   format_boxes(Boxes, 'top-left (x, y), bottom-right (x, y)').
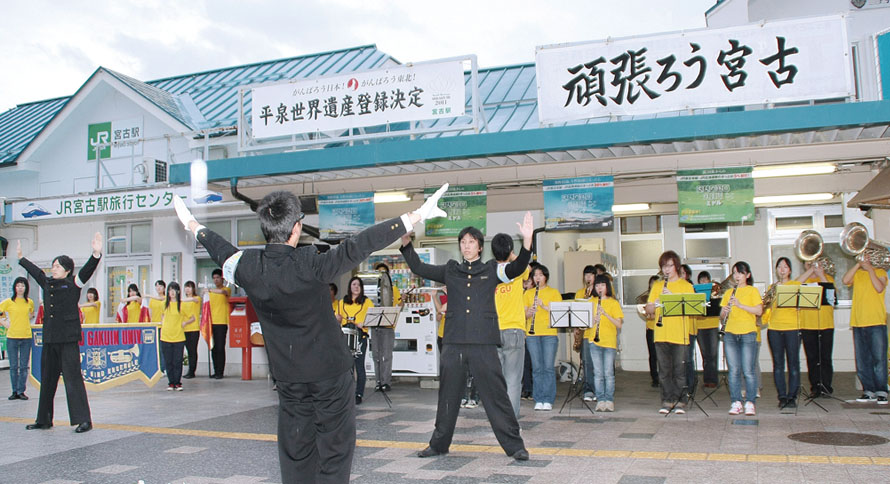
top-left (424, 185), bottom-right (487, 237)
top-left (677, 167), bottom-right (755, 224)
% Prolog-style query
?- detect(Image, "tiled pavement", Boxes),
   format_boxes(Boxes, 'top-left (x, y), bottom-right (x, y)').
top-left (0, 370), bottom-right (888, 483)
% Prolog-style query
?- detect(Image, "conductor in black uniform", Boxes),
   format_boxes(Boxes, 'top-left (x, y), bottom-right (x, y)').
top-left (399, 212), bottom-right (534, 461)
top-left (18, 233), bottom-right (102, 434)
top-left (174, 185), bottom-right (448, 483)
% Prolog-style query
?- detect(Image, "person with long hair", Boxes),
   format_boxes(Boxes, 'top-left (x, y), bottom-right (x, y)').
top-left (0, 277), bottom-right (35, 400)
top-left (524, 264), bottom-right (563, 411)
top-left (78, 288), bottom-right (101, 324)
top-left (645, 251), bottom-right (694, 415)
top-left (160, 282), bottom-right (191, 391)
top-left (181, 281), bottom-right (202, 379)
top-left (17, 233), bottom-right (102, 433)
top-left (574, 265), bottom-right (598, 402)
top-left (340, 276), bottom-right (374, 404)
top-left (765, 257), bottom-right (802, 409)
top-left (120, 284), bottom-right (143, 323)
top-left (721, 261), bottom-right (763, 416)
top-left (589, 274), bottom-right (624, 412)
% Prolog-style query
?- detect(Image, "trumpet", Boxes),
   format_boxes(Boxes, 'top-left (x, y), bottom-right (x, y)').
top-left (593, 299), bottom-right (604, 343)
top-left (718, 288), bottom-right (736, 339)
top-left (528, 283), bottom-right (540, 335)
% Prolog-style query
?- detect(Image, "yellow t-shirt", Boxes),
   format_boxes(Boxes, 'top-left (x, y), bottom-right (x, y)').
top-left (0, 298), bottom-right (35, 339)
top-left (721, 285), bottom-right (762, 335)
top-left (696, 316), bottom-right (720, 331)
top-left (332, 300), bottom-right (340, 316)
top-left (589, 297), bottom-right (623, 350)
top-left (497, 267), bottom-right (530, 331)
top-left (149, 298), bottom-right (166, 322)
top-left (181, 299), bottom-right (201, 332)
top-left (649, 279), bottom-right (695, 345)
top-left (392, 286), bottom-right (402, 306)
top-left (210, 287), bottom-right (232, 325)
top-left (574, 288), bottom-right (596, 339)
top-left (524, 286), bottom-right (563, 336)
top-left (126, 301), bottom-right (141, 323)
top-left (800, 276), bottom-right (835, 330)
top-left (850, 268), bottom-right (888, 327)
top-left (160, 304), bottom-right (186, 343)
top-left (340, 298), bottom-right (375, 334)
top-left (81, 302), bottom-right (101, 324)
top-left (767, 281), bottom-right (802, 331)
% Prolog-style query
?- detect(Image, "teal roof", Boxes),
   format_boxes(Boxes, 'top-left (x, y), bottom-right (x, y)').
top-left (0, 45), bottom-right (395, 165)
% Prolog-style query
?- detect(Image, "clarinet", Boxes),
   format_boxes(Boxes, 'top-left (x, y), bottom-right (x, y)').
top-left (593, 298), bottom-right (604, 343)
top-left (718, 288), bottom-right (736, 339)
top-left (528, 283), bottom-right (540, 335)
top-left (655, 281), bottom-right (668, 327)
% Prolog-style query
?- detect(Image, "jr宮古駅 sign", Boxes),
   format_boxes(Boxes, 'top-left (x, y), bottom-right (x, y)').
top-left (535, 15), bottom-right (851, 124)
top-left (87, 117), bottom-right (144, 160)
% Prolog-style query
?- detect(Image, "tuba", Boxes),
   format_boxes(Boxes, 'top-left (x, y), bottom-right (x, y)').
top-left (794, 230), bottom-right (835, 276)
top-left (840, 222), bottom-right (890, 270)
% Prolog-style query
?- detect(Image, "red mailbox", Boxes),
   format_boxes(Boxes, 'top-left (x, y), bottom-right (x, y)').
top-left (228, 296), bottom-right (260, 380)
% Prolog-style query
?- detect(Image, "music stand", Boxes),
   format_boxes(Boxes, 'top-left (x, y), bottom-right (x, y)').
top-left (806, 282), bottom-right (844, 405)
top-left (552, 301), bottom-right (594, 415)
top-left (660, 293), bottom-right (708, 417)
top-left (365, 307), bottom-right (401, 408)
top-left (774, 284), bottom-right (824, 413)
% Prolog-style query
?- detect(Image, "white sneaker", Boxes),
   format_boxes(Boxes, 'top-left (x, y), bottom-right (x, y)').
top-left (542, 402), bottom-right (553, 411)
top-left (465, 399), bottom-right (478, 409)
top-left (460, 398), bottom-right (468, 408)
top-left (744, 402), bottom-right (756, 416)
top-left (534, 402), bottom-right (544, 411)
top-left (606, 401), bottom-right (614, 412)
top-left (594, 401), bottom-right (605, 412)
top-left (729, 401), bottom-right (742, 415)
top-left (583, 392), bottom-right (594, 402)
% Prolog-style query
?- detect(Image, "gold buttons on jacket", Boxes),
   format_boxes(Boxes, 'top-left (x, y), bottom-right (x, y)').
top-left (466, 309), bottom-right (470, 313)
top-left (467, 283), bottom-right (470, 287)
top-left (467, 275), bottom-right (472, 279)
top-left (466, 296), bottom-right (470, 301)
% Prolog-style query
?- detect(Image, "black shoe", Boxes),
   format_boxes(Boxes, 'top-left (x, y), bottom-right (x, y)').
top-left (18, 393), bottom-right (28, 400)
top-left (374, 383), bottom-right (383, 392)
top-left (778, 398), bottom-right (787, 409)
top-left (8, 393), bottom-right (18, 400)
top-left (785, 399), bottom-right (797, 409)
top-left (211, 374), bottom-right (223, 380)
top-left (75, 422), bottom-right (92, 433)
top-left (355, 395), bottom-right (362, 405)
top-left (183, 374), bottom-right (195, 379)
top-left (26, 423), bottom-right (52, 430)
top-left (381, 384), bottom-right (391, 392)
top-left (417, 446), bottom-right (447, 458)
top-left (512, 449), bottom-right (530, 461)
top-left (651, 380), bottom-right (660, 388)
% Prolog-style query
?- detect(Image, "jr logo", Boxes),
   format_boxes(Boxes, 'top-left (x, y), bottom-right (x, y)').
top-left (87, 122), bottom-right (112, 160)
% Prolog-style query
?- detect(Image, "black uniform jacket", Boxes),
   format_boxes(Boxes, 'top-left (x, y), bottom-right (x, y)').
top-left (400, 243), bottom-right (530, 345)
top-left (19, 255), bottom-right (100, 344)
top-left (197, 217), bottom-right (409, 383)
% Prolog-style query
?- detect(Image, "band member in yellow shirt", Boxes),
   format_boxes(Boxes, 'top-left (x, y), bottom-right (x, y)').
top-left (721, 261), bottom-right (763, 416)
top-left (181, 281), bottom-right (202, 379)
top-left (524, 264), bottom-right (562, 411)
top-left (78, 288), bottom-right (101, 324)
top-left (843, 259), bottom-right (888, 404)
top-left (160, 282), bottom-right (193, 391)
top-left (493, 233), bottom-right (530, 418)
top-left (574, 265), bottom-right (598, 402)
top-left (645, 251), bottom-right (694, 415)
top-left (767, 257), bottom-right (802, 409)
top-left (695, 272), bottom-right (721, 389)
top-left (0, 277), bottom-right (35, 400)
top-left (148, 280), bottom-right (166, 322)
top-left (588, 274), bottom-right (623, 411)
top-left (208, 269), bottom-right (231, 379)
top-left (799, 260), bottom-right (836, 396)
top-left (120, 284), bottom-right (143, 323)
top-left (340, 276), bottom-right (374, 404)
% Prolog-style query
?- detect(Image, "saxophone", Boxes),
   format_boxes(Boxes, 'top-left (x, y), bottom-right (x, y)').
top-left (718, 288), bottom-right (736, 339)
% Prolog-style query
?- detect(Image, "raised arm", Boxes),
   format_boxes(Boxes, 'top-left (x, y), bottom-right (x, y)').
top-left (312, 215), bottom-right (417, 283)
top-left (399, 242), bottom-right (447, 284)
top-left (503, 211), bottom-right (534, 279)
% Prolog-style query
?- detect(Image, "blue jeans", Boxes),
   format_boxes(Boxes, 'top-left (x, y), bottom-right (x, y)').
top-left (588, 343), bottom-right (616, 402)
top-left (526, 335), bottom-right (558, 404)
top-left (852, 325), bottom-right (889, 397)
top-left (767, 329), bottom-right (800, 400)
top-left (580, 338), bottom-right (596, 395)
top-left (7, 338), bottom-right (31, 395)
top-left (724, 332), bottom-right (758, 404)
top-left (497, 329), bottom-right (526, 418)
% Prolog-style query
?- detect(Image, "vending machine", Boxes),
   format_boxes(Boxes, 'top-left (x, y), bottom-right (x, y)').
top-left (363, 248), bottom-right (445, 377)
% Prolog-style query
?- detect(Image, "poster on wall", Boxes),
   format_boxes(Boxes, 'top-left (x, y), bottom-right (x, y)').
top-left (30, 324), bottom-right (162, 391)
top-left (424, 185), bottom-right (487, 237)
top-left (318, 192), bottom-right (375, 240)
top-left (543, 176), bottom-right (615, 231)
top-left (677, 167), bottom-right (754, 224)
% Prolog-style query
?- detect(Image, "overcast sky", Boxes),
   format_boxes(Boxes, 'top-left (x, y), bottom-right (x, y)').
top-left (1, 0), bottom-right (716, 112)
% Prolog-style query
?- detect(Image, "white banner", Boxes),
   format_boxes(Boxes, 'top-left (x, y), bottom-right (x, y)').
top-left (250, 61), bottom-right (466, 139)
top-left (9, 187), bottom-right (222, 222)
top-left (536, 15), bottom-right (852, 124)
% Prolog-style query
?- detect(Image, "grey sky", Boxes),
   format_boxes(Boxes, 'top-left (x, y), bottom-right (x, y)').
top-left (1, 0), bottom-right (716, 111)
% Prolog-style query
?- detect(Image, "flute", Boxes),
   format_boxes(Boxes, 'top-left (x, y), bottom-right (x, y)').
top-left (528, 283), bottom-right (540, 335)
top-left (718, 288), bottom-right (736, 339)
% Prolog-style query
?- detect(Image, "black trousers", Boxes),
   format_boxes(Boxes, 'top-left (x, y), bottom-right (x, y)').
top-left (655, 342), bottom-right (687, 404)
top-left (161, 341), bottom-right (185, 386)
top-left (276, 369), bottom-right (355, 484)
top-left (36, 342), bottom-right (91, 426)
top-left (211, 325), bottom-right (228, 376)
top-left (697, 328), bottom-right (719, 386)
top-left (800, 328), bottom-right (834, 394)
top-left (645, 329), bottom-right (659, 384)
top-left (184, 331), bottom-right (200, 377)
top-left (430, 344), bottom-right (525, 456)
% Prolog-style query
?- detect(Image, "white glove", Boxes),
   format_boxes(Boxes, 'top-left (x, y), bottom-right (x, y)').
top-left (173, 195), bottom-right (197, 231)
top-left (415, 183), bottom-right (449, 221)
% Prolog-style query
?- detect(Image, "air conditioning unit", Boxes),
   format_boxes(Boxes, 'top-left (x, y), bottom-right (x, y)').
top-left (139, 158), bottom-right (168, 184)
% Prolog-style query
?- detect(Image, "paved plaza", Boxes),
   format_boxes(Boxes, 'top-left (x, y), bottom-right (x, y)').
top-left (0, 369), bottom-right (888, 483)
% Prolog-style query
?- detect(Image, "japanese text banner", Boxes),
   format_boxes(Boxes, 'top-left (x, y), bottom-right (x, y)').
top-left (424, 185), bottom-right (487, 237)
top-left (318, 192), bottom-right (375, 240)
top-left (543, 176), bottom-right (614, 231)
top-left (677, 167), bottom-right (754, 224)
top-left (250, 61), bottom-right (466, 139)
top-left (536, 15), bottom-right (851, 124)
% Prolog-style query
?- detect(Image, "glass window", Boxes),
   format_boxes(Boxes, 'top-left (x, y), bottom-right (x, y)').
top-left (237, 218), bottom-right (264, 247)
top-left (775, 216), bottom-right (813, 231)
top-left (204, 220), bottom-right (232, 243)
top-left (620, 239), bottom-right (663, 270)
top-left (107, 225), bottom-right (128, 255)
top-left (620, 216), bottom-right (661, 234)
top-left (685, 238), bottom-right (730, 259)
top-left (130, 223), bottom-right (151, 253)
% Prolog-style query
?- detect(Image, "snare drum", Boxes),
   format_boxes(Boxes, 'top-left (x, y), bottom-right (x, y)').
top-left (341, 325), bottom-right (361, 356)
